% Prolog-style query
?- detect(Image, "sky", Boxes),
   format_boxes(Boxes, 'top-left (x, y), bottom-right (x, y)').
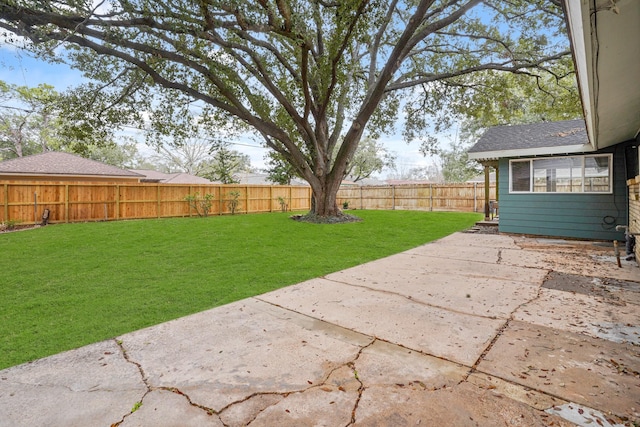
top-left (0, 46), bottom-right (445, 177)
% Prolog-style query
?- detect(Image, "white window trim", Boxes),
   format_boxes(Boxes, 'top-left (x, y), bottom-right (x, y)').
top-left (509, 154), bottom-right (613, 194)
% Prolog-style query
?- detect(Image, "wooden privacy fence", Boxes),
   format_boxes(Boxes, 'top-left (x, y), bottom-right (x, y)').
top-left (0, 181), bottom-right (312, 224)
top-left (336, 183), bottom-right (496, 212)
top-left (1, 181), bottom-right (496, 225)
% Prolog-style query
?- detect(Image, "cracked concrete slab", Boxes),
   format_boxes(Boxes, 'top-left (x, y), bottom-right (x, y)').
top-left (514, 288), bottom-right (640, 344)
top-left (500, 247), bottom-right (557, 269)
top-left (329, 251), bottom-right (548, 284)
top-left (476, 320), bottom-right (640, 423)
top-left (119, 389), bottom-right (223, 426)
top-left (324, 268), bottom-right (539, 319)
top-left (542, 271), bottom-right (640, 306)
top-left (218, 394), bottom-right (283, 427)
top-left (0, 340), bottom-right (146, 427)
top-left (354, 381), bottom-right (575, 426)
top-left (546, 402), bottom-right (629, 427)
top-left (355, 340), bottom-right (468, 389)
top-left (259, 278), bottom-right (504, 366)
top-left (405, 241), bottom-right (502, 263)
top-left (503, 241), bottom-right (639, 282)
top-left (118, 298), bottom-right (372, 413)
top-left (435, 232), bottom-right (522, 249)
top-left (247, 386), bottom-right (356, 426)
top-left (467, 372), bottom-right (566, 410)
top-left (246, 365), bottom-right (360, 426)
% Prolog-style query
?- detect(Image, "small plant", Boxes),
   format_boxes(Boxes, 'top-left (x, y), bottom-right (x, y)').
top-left (131, 401), bottom-right (142, 412)
top-left (277, 196), bottom-right (288, 212)
top-left (184, 192), bottom-right (214, 217)
top-left (342, 201), bottom-right (350, 210)
top-left (0, 219), bottom-right (22, 231)
top-left (227, 191), bottom-right (241, 215)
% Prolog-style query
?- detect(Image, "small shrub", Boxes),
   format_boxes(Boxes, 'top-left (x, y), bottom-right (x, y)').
top-left (184, 193), bottom-right (214, 217)
top-left (277, 196), bottom-right (288, 212)
top-left (342, 201), bottom-right (350, 210)
top-left (227, 191), bottom-right (241, 215)
top-left (0, 219), bottom-right (22, 231)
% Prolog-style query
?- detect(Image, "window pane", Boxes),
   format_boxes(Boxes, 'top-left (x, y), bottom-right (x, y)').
top-left (584, 155), bottom-right (610, 192)
top-left (533, 167), bottom-right (547, 192)
top-left (532, 157), bottom-right (583, 193)
top-left (511, 161), bottom-right (530, 191)
top-left (509, 155), bottom-right (612, 193)
top-left (561, 157), bottom-right (583, 192)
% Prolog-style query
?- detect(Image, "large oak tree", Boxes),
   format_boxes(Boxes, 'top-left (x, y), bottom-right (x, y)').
top-left (0, 0), bottom-right (572, 218)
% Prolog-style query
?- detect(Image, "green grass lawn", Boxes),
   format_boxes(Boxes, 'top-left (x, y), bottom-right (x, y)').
top-left (0, 210), bottom-right (481, 369)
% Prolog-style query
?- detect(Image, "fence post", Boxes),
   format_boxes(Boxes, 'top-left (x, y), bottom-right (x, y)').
top-left (473, 182), bottom-right (477, 212)
top-left (269, 186), bottom-right (273, 212)
top-left (65, 184), bottom-right (69, 223)
top-left (115, 185), bottom-right (120, 221)
top-left (157, 184), bottom-right (161, 218)
top-left (429, 184), bottom-right (433, 211)
top-left (392, 185), bottom-right (396, 210)
top-left (186, 185), bottom-right (193, 217)
top-left (3, 183), bottom-right (8, 223)
top-left (245, 185), bottom-right (249, 214)
top-left (33, 191), bottom-right (37, 224)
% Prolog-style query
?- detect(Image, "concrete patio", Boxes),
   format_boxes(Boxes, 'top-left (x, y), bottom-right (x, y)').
top-left (0, 232), bottom-right (638, 426)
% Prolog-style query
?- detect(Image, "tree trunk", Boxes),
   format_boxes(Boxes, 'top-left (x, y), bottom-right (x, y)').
top-left (309, 173), bottom-right (343, 217)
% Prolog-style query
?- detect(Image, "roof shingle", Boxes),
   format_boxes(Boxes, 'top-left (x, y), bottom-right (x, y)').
top-left (0, 152), bottom-right (142, 177)
top-left (469, 119), bottom-right (588, 155)
top-left (130, 169), bottom-right (213, 184)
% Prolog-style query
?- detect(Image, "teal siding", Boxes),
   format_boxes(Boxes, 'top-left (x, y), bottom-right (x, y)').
top-left (498, 143), bottom-right (632, 241)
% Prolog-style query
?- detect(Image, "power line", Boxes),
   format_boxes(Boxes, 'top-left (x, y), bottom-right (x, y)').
top-left (117, 124), bottom-right (267, 150)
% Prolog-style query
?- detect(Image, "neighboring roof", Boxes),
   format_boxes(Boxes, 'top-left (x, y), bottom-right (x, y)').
top-left (234, 172), bottom-right (308, 186)
top-left (130, 169), bottom-right (214, 184)
top-left (0, 152), bottom-right (143, 178)
top-left (466, 172), bottom-right (496, 183)
top-left (357, 178), bottom-right (387, 186)
top-left (384, 179), bottom-right (434, 186)
top-left (468, 120), bottom-right (592, 161)
top-left (340, 177), bottom-right (387, 187)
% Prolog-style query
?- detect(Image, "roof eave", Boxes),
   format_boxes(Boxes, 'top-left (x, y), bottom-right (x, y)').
top-left (0, 172), bottom-right (141, 179)
top-left (468, 143), bottom-right (595, 161)
top-left (562, 0), bottom-right (596, 150)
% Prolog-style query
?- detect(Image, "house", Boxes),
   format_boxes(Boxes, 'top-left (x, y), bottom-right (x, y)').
top-left (338, 178), bottom-right (387, 187)
top-left (468, 120), bottom-right (637, 240)
top-left (384, 179), bottom-right (435, 186)
top-left (0, 152), bottom-right (143, 183)
top-left (468, 0), bottom-right (640, 242)
top-left (466, 172), bottom-right (496, 184)
top-left (234, 172), bottom-right (308, 186)
top-left (129, 169), bottom-right (214, 184)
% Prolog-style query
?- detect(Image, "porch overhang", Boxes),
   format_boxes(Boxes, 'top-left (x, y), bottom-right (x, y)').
top-left (468, 144), bottom-right (594, 163)
top-left (562, 0), bottom-right (640, 150)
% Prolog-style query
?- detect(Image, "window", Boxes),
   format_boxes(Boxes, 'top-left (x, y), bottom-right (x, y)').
top-left (509, 154), bottom-right (612, 193)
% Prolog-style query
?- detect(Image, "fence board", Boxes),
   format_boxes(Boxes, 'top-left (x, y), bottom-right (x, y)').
top-left (337, 183), bottom-right (496, 213)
